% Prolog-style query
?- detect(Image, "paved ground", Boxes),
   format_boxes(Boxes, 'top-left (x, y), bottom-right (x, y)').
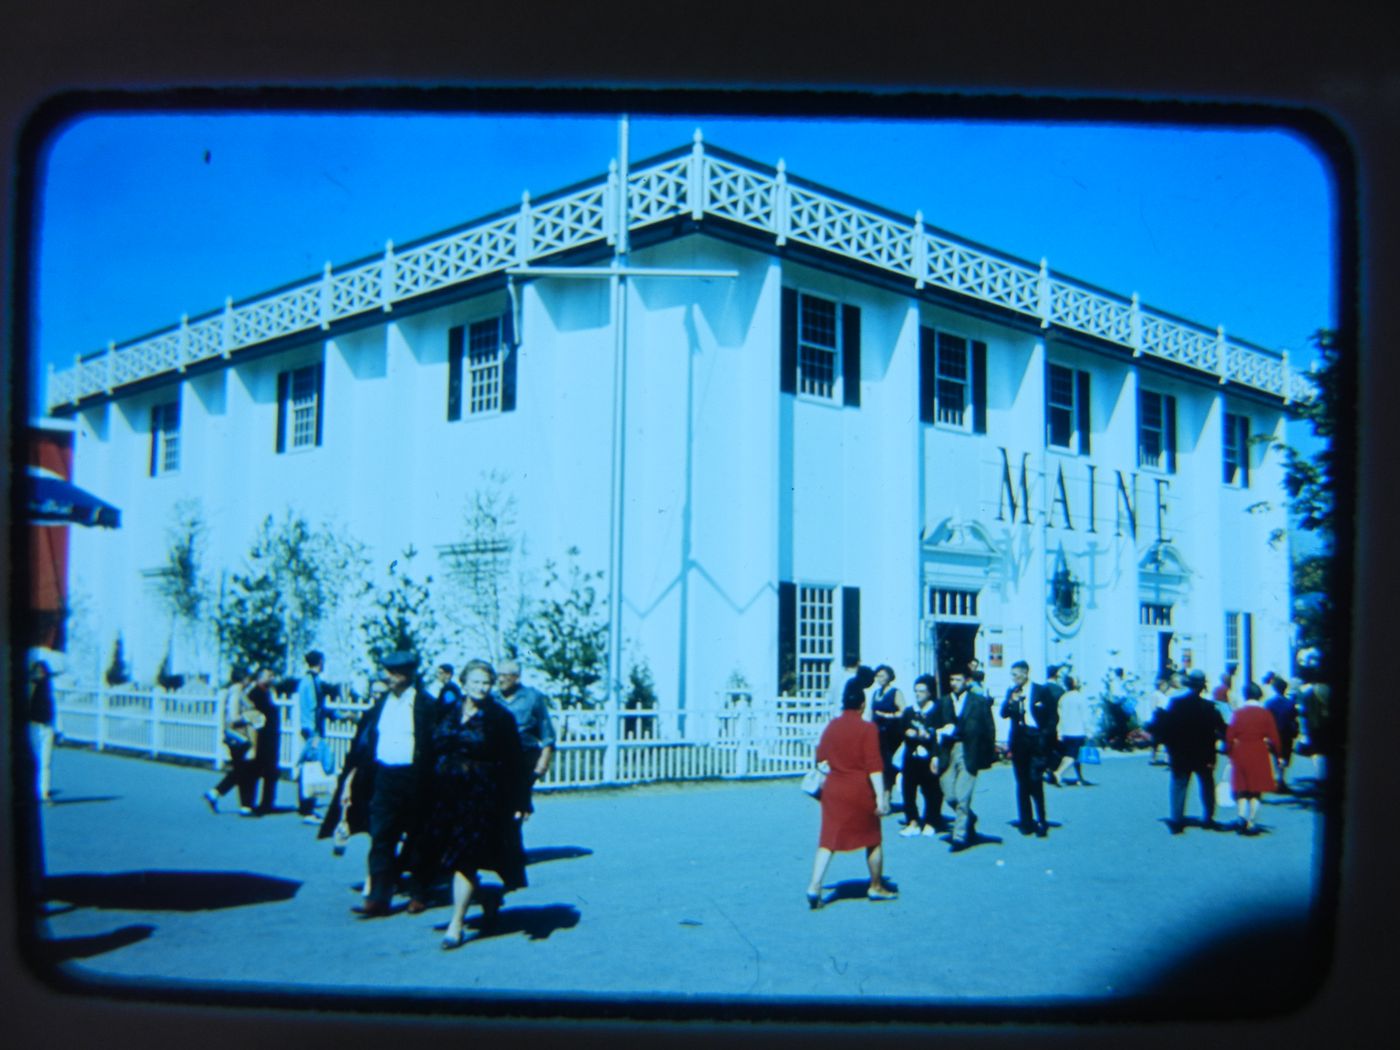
top-left (25, 744), bottom-right (1327, 1015)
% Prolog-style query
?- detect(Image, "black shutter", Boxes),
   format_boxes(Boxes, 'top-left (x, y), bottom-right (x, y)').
top-left (972, 340), bottom-right (988, 434)
top-left (500, 314), bottom-right (517, 413)
top-left (148, 406), bottom-right (159, 476)
top-left (1240, 416), bottom-right (1250, 486)
top-left (502, 305), bottom-right (516, 348)
top-left (275, 371), bottom-right (289, 454)
top-left (780, 287), bottom-right (797, 396)
top-left (1077, 369), bottom-right (1092, 455)
top-left (313, 362), bottom-right (325, 447)
top-left (1165, 395), bottom-right (1178, 473)
top-left (841, 303), bottom-right (861, 407)
top-left (919, 327), bottom-right (935, 424)
top-left (447, 326), bottom-right (464, 422)
top-left (841, 586), bottom-right (861, 668)
top-left (777, 581), bottom-right (797, 696)
top-left (1242, 612), bottom-right (1254, 685)
top-left (1043, 359), bottom-right (1052, 446)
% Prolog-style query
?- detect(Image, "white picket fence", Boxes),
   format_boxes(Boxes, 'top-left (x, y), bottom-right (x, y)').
top-left (50, 685), bottom-right (833, 791)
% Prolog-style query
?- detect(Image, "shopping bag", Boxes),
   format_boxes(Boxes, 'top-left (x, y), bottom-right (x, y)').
top-left (800, 767), bottom-right (826, 799)
top-left (1215, 777), bottom-right (1235, 808)
top-left (1080, 744), bottom-right (1102, 765)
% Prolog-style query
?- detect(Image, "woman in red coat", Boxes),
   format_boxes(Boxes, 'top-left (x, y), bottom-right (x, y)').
top-left (1226, 681), bottom-right (1281, 835)
top-left (805, 667), bottom-right (896, 909)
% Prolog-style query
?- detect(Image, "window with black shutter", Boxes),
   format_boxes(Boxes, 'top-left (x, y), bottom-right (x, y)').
top-left (1046, 363), bottom-right (1092, 455)
top-left (276, 363), bottom-right (323, 453)
top-left (1138, 389), bottom-right (1177, 474)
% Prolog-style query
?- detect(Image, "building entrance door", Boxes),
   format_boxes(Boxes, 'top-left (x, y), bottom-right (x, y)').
top-left (1137, 627), bottom-right (1176, 681)
top-left (930, 621), bottom-right (979, 695)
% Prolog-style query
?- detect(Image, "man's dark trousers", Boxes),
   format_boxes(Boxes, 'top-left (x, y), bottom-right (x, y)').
top-left (901, 754), bottom-right (944, 828)
top-left (1010, 726), bottom-right (1050, 829)
top-left (365, 762), bottom-right (422, 908)
top-left (1169, 763), bottom-right (1216, 827)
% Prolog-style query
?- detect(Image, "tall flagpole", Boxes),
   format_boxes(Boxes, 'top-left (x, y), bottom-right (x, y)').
top-left (603, 114), bottom-right (630, 780)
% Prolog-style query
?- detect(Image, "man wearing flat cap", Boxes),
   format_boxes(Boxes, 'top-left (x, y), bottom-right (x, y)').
top-left (320, 650), bottom-right (438, 917)
top-left (1157, 667), bottom-right (1228, 835)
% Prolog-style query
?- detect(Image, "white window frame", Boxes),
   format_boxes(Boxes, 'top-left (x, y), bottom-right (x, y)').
top-left (930, 587), bottom-right (980, 620)
top-left (796, 583), bottom-right (837, 699)
top-left (152, 400), bottom-right (180, 475)
top-left (1137, 389), bottom-right (1174, 473)
top-left (1223, 411), bottom-right (1250, 487)
top-left (466, 316), bottom-right (506, 417)
top-left (933, 330), bottom-right (972, 431)
top-left (1140, 602), bottom-right (1173, 627)
top-left (796, 291), bottom-right (842, 404)
top-left (1046, 362), bottom-right (1086, 453)
top-left (284, 363), bottom-right (320, 453)
top-left (1224, 610), bottom-right (1242, 668)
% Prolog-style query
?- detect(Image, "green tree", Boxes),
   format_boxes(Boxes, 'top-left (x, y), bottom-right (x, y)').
top-left (104, 633), bottom-right (130, 686)
top-left (1268, 329), bottom-right (1340, 657)
top-left (438, 474), bottom-right (531, 665)
top-left (154, 499), bottom-right (211, 674)
top-left (517, 547), bottom-right (608, 709)
top-left (361, 546), bottom-right (438, 669)
top-left (215, 511), bottom-right (366, 676)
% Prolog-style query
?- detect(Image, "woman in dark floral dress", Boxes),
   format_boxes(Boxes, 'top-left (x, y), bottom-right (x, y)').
top-left (429, 659), bottom-right (529, 949)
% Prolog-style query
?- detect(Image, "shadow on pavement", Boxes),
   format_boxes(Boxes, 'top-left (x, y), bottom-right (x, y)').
top-left (1125, 905), bottom-right (1325, 1008)
top-left (36, 923), bottom-right (156, 964)
top-left (467, 903), bottom-right (581, 942)
top-left (45, 870), bottom-right (302, 911)
top-left (821, 878), bottom-right (901, 905)
top-left (525, 845), bottom-right (593, 866)
top-left (46, 795), bottom-right (122, 807)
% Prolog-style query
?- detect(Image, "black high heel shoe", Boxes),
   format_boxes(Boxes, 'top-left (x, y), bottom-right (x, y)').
top-left (806, 891), bottom-right (822, 910)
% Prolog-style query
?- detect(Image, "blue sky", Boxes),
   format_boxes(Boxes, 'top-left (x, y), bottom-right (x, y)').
top-left (28, 111), bottom-right (1337, 416)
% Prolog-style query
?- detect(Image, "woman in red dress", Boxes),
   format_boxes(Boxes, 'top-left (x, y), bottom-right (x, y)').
top-left (1226, 681), bottom-right (1281, 835)
top-left (805, 666), bottom-right (896, 909)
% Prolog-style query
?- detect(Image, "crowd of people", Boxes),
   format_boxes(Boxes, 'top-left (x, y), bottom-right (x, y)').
top-left (26, 641), bottom-right (1330, 924)
top-left (197, 648), bottom-right (556, 950)
top-left (803, 655), bottom-right (1331, 907)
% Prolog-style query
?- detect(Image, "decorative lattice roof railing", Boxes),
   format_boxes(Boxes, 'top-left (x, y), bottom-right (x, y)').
top-left (46, 132), bottom-right (1310, 411)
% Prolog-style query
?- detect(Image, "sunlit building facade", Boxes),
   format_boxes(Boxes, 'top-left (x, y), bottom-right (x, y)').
top-left (46, 135), bottom-right (1303, 723)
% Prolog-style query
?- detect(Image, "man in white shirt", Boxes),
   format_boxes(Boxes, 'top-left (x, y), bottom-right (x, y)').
top-left (1142, 671), bottom-right (1173, 765)
top-left (340, 650), bottom-right (437, 919)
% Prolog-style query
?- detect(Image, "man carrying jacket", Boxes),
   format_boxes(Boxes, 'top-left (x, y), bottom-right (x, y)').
top-left (935, 671), bottom-right (997, 853)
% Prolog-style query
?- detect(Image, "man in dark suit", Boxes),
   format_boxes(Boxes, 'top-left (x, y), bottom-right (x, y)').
top-left (1158, 667), bottom-right (1228, 834)
top-left (1001, 659), bottom-right (1059, 837)
top-left (934, 670), bottom-right (997, 852)
top-left (320, 650), bottom-right (439, 918)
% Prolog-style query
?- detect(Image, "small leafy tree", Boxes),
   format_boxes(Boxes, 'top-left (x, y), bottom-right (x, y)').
top-left (361, 546), bottom-right (437, 669)
top-left (154, 499), bottom-right (211, 674)
top-left (215, 510), bottom-right (366, 676)
top-left (104, 633), bottom-right (130, 686)
top-left (438, 474), bottom-right (531, 665)
top-left (622, 659), bottom-right (658, 739)
top-left (517, 547), bottom-right (608, 709)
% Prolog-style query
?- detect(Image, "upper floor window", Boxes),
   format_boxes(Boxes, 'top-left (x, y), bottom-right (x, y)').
top-left (1046, 363), bottom-right (1092, 454)
top-left (448, 314), bottom-right (517, 420)
top-left (276, 362), bottom-right (323, 453)
top-left (780, 288), bottom-right (861, 407)
top-left (919, 326), bottom-right (987, 433)
top-left (1223, 411), bottom-right (1250, 487)
top-left (1137, 389), bottom-right (1177, 473)
top-left (149, 400), bottom-right (180, 476)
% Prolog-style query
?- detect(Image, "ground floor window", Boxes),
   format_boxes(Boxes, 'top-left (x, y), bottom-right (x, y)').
top-left (797, 585), bottom-right (836, 698)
